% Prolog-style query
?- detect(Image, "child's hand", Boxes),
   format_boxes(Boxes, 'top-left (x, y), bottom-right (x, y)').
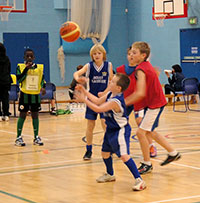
top-left (74, 90), bottom-right (85, 103)
top-left (75, 84), bottom-right (86, 94)
top-left (26, 61), bottom-right (33, 69)
top-left (76, 76), bottom-right (87, 85)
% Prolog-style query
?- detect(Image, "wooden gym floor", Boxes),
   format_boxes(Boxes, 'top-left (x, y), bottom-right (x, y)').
top-left (0, 104), bottom-right (200, 203)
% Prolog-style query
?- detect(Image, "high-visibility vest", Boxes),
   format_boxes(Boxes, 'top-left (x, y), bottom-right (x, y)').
top-left (18, 63), bottom-right (44, 94)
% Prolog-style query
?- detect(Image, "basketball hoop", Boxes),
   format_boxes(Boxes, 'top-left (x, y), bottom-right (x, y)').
top-left (153, 12), bottom-right (170, 27)
top-left (0, 6), bottom-right (13, 21)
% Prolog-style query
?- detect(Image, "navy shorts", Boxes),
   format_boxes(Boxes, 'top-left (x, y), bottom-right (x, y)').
top-left (102, 124), bottom-right (131, 157)
top-left (85, 106), bottom-right (104, 120)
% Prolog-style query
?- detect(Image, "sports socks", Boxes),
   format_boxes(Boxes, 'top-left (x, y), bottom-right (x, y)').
top-left (17, 117), bottom-right (25, 138)
top-left (86, 145), bottom-right (92, 152)
top-left (124, 158), bottom-right (141, 179)
top-left (32, 118), bottom-right (39, 138)
top-left (169, 150), bottom-right (178, 156)
top-left (103, 156), bottom-right (114, 176)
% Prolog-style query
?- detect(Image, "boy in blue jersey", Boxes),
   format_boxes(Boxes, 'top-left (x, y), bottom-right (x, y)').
top-left (74, 44), bottom-right (113, 160)
top-left (75, 73), bottom-right (146, 191)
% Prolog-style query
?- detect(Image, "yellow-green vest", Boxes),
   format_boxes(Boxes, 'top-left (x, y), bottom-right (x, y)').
top-left (18, 63), bottom-right (44, 94)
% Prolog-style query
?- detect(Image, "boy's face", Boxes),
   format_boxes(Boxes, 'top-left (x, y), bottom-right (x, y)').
top-left (127, 50), bottom-right (136, 66)
top-left (92, 49), bottom-right (103, 63)
top-left (24, 51), bottom-right (35, 63)
top-left (131, 47), bottom-right (146, 65)
top-left (109, 76), bottom-right (121, 93)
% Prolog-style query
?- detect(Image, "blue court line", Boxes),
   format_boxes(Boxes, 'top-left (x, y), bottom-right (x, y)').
top-left (131, 134), bottom-right (138, 140)
top-left (0, 190), bottom-right (38, 203)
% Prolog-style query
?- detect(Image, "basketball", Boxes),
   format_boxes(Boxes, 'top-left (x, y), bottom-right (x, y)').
top-left (60, 21), bottom-right (80, 42)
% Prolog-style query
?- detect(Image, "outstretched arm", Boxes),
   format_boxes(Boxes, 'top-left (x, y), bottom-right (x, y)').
top-left (75, 89), bottom-right (119, 113)
top-left (75, 84), bottom-right (107, 105)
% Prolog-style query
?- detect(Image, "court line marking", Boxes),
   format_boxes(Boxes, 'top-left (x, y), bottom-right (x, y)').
top-left (0, 150), bottom-right (200, 176)
top-left (148, 195), bottom-right (200, 203)
top-left (0, 189), bottom-right (38, 203)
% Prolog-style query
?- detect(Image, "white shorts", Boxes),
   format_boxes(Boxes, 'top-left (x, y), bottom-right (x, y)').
top-left (134, 109), bottom-right (145, 119)
top-left (139, 106), bottom-right (164, 132)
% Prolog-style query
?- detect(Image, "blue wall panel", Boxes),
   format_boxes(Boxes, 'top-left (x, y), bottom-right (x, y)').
top-left (0, 0), bottom-right (200, 86)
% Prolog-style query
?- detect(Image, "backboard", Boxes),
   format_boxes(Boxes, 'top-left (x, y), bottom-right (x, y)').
top-left (0, 0), bottom-right (26, 12)
top-left (153, 0), bottom-right (188, 19)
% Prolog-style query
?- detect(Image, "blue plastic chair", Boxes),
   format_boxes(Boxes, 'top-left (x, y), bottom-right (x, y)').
top-left (9, 84), bottom-right (20, 117)
top-left (40, 82), bottom-right (57, 113)
top-left (173, 77), bottom-right (200, 112)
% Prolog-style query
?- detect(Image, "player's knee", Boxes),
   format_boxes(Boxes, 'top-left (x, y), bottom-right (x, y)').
top-left (101, 151), bottom-right (110, 159)
top-left (120, 154), bottom-right (130, 162)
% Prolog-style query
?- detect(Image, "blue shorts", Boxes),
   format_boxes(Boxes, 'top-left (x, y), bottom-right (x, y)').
top-left (85, 106), bottom-right (104, 120)
top-left (102, 124), bottom-right (131, 157)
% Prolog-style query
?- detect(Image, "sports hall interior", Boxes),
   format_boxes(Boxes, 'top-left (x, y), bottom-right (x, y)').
top-left (0, 0), bottom-right (200, 203)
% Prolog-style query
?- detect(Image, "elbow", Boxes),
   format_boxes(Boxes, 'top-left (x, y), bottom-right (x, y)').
top-left (138, 92), bottom-right (145, 99)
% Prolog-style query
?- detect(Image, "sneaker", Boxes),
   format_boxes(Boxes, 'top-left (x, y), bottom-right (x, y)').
top-left (96, 173), bottom-right (116, 183)
top-left (33, 136), bottom-right (44, 146)
top-left (50, 108), bottom-right (57, 115)
top-left (160, 152), bottom-right (181, 166)
top-left (0, 116), bottom-right (3, 122)
top-left (150, 145), bottom-right (157, 158)
top-left (4, 116), bottom-right (9, 122)
top-left (132, 178), bottom-right (146, 191)
top-left (83, 151), bottom-right (92, 160)
top-left (15, 137), bottom-right (26, 147)
top-left (138, 163), bottom-right (153, 175)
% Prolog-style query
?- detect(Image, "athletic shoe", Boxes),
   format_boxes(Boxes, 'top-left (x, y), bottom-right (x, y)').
top-left (50, 108), bottom-right (57, 115)
top-left (132, 178), bottom-right (146, 191)
top-left (15, 137), bottom-right (26, 147)
top-left (150, 145), bottom-right (157, 158)
top-left (0, 116), bottom-right (3, 122)
top-left (96, 173), bottom-right (116, 183)
top-left (4, 116), bottom-right (9, 122)
top-left (33, 136), bottom-right (44, 146)
top-left (83, 151), bottom-right (92, 160)
top-left (138, 163), bottom-right (153, 175)
top-left (160, 152), bottom-right (181, 166)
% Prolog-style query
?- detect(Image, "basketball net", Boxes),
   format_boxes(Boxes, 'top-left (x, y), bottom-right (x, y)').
top-left (153, 13), bottom-right (168, 27)
top-left (0, 6), bottom-right (13, 21)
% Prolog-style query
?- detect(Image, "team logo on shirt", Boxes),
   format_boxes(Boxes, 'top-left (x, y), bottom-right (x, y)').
top-left (102, 72), bottom-right (107, 76)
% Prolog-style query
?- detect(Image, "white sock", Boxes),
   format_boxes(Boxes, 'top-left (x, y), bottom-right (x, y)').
top-left (169, 150), bottom-right (177, 156)
top-left (142, 161), bottom-right (152, 166)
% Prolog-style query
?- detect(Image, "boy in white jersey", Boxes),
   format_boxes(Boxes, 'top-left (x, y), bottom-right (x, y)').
top-left (74, 44), bottom-right (113, 160)
top-left (75, 73), bottom-right (146, 191)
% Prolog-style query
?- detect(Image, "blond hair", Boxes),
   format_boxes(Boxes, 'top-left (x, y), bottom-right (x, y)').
top-left (132, 41), bottom-right (150, 60)
top-left (90, 44), bottom-right (107, 61)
